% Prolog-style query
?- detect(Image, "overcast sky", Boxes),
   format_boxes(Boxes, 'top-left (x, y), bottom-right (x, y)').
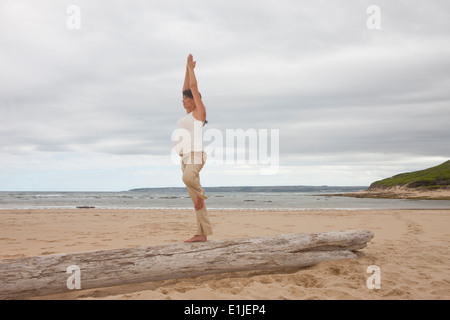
top-left (1, 0), bottom-right (449, 191)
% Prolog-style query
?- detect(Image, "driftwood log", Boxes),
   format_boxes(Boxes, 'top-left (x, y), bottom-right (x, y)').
top-left (0, 230), bottom-right (373, 299)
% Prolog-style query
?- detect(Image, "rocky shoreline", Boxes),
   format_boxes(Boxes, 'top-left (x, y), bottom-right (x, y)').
top-left (322, 186), bottom-right (450, 200)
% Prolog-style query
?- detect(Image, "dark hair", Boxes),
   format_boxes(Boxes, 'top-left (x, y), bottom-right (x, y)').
top-left (182, 89), bottom-right (208, 125)
top-left (182, 88), bottom-right (202, 99)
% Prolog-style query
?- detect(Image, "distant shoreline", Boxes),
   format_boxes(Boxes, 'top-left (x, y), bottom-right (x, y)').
top-left (320, 186), bottom-right (450, 200)
top-left (129, 185), bottom-right (368, 193)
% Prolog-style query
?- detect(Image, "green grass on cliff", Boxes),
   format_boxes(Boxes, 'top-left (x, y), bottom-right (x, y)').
top-left (369, 160), bottom-right (450, 190)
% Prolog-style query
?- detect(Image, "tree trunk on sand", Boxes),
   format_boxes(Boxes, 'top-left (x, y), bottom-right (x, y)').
top-left (0, 230), bottom-right (374, 299)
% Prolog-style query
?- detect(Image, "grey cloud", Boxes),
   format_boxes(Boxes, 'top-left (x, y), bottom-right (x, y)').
top-left (1, 0), bottom-right (449, 190)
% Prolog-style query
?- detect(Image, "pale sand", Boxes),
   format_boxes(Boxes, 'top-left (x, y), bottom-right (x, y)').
top-left (1, 208), bottom-right (449, 300)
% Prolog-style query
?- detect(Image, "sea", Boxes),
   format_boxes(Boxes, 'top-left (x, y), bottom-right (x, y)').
top-left (1, 188), bottom-right (450, 210)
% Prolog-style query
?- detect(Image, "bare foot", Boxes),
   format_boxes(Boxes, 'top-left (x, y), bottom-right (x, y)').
top-left (184, 235), bottom-right (207, 243)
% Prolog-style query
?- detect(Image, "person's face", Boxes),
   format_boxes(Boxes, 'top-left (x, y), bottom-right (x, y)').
top-left (182, 95), bottom-right (196, 111)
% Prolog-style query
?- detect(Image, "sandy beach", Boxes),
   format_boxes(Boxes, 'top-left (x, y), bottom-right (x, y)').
top-left (1, 208), bottom-right (449, 300)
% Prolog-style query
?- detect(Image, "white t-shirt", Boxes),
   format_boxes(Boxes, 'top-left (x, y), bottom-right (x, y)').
top-left (174, 112), bottom-right (204, 155)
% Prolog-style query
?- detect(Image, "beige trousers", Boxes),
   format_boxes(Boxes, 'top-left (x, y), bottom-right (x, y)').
top-left (181, 152), bottom-right (212, 236)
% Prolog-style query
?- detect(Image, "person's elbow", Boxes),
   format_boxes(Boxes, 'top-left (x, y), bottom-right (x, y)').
top-left (198, 109), bottom-right (206, 122)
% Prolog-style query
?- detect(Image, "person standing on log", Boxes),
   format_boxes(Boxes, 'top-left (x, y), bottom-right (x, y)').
top-left (175, 54), bottom-right (212, 243)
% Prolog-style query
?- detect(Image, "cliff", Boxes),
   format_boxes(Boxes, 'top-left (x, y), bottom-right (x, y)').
top-left (339, 160), bottom-right (450, 200)
top-left (368, 160), bottom-right (450, 191)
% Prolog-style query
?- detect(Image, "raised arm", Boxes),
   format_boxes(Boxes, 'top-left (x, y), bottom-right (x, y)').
top-left (187, 54), bottom-right (206, 122)
top-left (182, 65), bottom-right (190, 93)
top-left (183, 56), bottom-right (196, 92)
